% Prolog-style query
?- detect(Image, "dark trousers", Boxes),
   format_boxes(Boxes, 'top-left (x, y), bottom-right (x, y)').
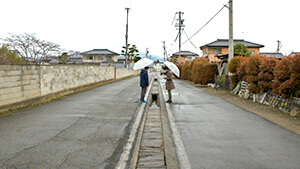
top-left (141, 87), bottom-right (147, 101)
top-left (168, 90), bottom-right (172, 101)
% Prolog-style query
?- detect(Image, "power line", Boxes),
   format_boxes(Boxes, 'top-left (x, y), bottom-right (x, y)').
top-left (182, 5), bottom-right (226, 46)
top-left (168, 4), bottom-right (226, 54)
top-left (183, 30), bottom-right (197, 49)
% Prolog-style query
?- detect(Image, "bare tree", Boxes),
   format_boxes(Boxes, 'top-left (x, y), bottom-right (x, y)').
top-left (1, 33), bottom-right (61, 64)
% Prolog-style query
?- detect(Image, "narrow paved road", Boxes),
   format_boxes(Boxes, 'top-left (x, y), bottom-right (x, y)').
top-left (166, 79), bottom-right (300, 169)
top-left (0, 76), bottom-right (142, 169)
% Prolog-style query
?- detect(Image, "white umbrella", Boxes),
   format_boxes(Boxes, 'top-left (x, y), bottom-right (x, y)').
top-left (164, 61), bottom-right (180, 77)
top-left (133, 58), bottom-right (154, 70)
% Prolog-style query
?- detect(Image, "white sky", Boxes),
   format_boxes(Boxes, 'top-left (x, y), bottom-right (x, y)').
top-left (1, 0), bottom-right (299, 57)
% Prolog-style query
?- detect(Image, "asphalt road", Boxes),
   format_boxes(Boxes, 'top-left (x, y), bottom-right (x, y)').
top-left (168, 80), bottom-right (300, 169)
top-left (0, 76), bottom-right (142, 169)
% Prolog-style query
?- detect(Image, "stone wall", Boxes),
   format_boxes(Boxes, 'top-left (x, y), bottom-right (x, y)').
top-left (0, 65), bottom-right (138, 109)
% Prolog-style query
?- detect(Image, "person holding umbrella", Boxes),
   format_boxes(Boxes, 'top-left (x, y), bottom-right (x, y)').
top-left (134, 58), bottom-right (153, 103)
top-left (163, 66), bottom-right (175, 103)
top-left (140, 66), bottom-right (149, 103)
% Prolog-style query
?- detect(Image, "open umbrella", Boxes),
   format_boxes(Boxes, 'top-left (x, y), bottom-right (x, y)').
top-left (164, 61), bottom-right (180, 77)
top-left (133, 58), bottom-right (154, 70)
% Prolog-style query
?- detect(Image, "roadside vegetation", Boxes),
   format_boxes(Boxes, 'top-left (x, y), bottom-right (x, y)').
top-left (228, 53), bottom-right (300, 98)
top-left (179, 57), bottom-right (217, 85)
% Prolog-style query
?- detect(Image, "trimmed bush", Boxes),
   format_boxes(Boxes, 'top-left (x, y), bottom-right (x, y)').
top-left (181, 61), bottom-right (190, 80)
top-left (192, 58), bottom-right (207, 84)
top-left (273, 57), bottom-right (292, 97)
top-left (246, 55), bottom-right (262, 93)
top-left (290, 54), bottom-right (300, 97)
top-left (258, 56), bottom-right (277, 92)
top-left (188, 60), bottom-right (196, 81)
top-left (274, 54), bottom-right (300, 98)
top-left (228, 56), bottom-right (243, 74)
top-left (192, 58), bottom-right (217, 85)
top-left (236, 56), bottom-right (249, 81)
top-left (176, 63), bottom-right (183, 79)
top-left (228, 56), bottom-right (243, 88)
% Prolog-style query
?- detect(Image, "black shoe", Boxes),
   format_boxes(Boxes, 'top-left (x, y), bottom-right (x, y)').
top-left (166, 100), bottom-right (172, 103)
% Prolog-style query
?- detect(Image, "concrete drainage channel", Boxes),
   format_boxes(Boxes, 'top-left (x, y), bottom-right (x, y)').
top-left (116, 75), bottom-right (190, 169)
top-left (129, 76), bottom-right (179, 169)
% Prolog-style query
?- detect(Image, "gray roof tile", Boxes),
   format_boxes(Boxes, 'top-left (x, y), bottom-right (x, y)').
top-left (260, 52), bottom-right (285, 59)
top-left (200, 39), bottom-right (264, 49)
top-left (172, 51), bottom-right (199, 56)
top-left (81, 49), bottom-right (119, 55)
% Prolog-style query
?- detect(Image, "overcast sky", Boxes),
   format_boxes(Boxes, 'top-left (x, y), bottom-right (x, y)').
top-left (1, 0), bottom-right (299, 58)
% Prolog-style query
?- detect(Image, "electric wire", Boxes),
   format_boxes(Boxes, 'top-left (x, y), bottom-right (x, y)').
top-left (182, 5), bottom-right (226, 46)
top-left (183, 30), bottom-right (198, 49)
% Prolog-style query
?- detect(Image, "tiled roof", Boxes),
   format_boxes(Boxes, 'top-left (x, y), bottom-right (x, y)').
top-left (200, 39), bottom-right (264, 49)
top-left (81, 49), bottom-right (119, 55)
top-left (260, 52), bottom-right (285, 59)
top-left (172, 51), bottom-right (199, 56)
top-left (288, 52), bottom-right (300, 56)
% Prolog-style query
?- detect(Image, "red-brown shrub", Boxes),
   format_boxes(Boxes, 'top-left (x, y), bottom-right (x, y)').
top-left (246, 55), bottom-right (262, 93)
top-left (236, 56), bottom-right (249, 81)
top-left (258, 56), bottom-right (277, 92)
top-left (181, 61), bottom-right (190, 80)
top-left (191, 58), bottom-right (217, 85)
top-left (201, 63), bottom-right (218, 85)
top-left (273, 57), bottom-right (292, 97)
top-left (192, 58), bottom-right (207, 84)
top-left (230, 75), bottom-right (239, 89)
top-left (228, 56), bottom-right (243, 74)
top-left (274, 54), bottom-right (300, 98)
top-left (188, 60), bottom-right (196, 81)
top-left (176, 63), bottom-right (183, 79)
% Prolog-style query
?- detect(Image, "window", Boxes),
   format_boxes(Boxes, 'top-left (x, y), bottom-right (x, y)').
top-left (214, 49), bottom-right (221, 56)
top-left (106, 56), bottom-right (112, 61)
top-left (97, 56), bottom-right (104, 60)
top-left (249, 50), bottom-right (255, 54)
top-left (87, 56), bottom-right (93, 60)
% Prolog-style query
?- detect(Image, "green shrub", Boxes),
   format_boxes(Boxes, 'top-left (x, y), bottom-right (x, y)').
top-left (0, 46), bottom-right (24, 64)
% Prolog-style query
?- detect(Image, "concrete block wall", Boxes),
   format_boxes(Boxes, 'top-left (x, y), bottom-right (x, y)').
top-left (0, 65), bottom-right (41, 107)
top-left (115, 67), bottom-right (138, 80)
top-left (0, 65), bottom-right (138, 108)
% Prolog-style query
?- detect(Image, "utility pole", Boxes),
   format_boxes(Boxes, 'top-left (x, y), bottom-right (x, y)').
top-left (162, 41), bottom-right (166, 62)
top-left (175, 11), bottom-right (184, 64)
top-left (276, 40), bottom-right (281, 53)
top-left (146, 48), bottom-right (149, 58)
top-left (228, 0), bottom-right (233, 71)
top-left (125, 8), bottom-right (130, 68)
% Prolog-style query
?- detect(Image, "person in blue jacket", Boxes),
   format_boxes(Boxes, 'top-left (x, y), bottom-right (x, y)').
top-left (140, 66), bottom-right (149, 103)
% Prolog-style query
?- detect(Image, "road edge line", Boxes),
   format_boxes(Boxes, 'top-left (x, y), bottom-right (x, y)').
top-left (115, 78), bottom-right (154, 169)
top-left (159, 76), bottom-right (192, 169)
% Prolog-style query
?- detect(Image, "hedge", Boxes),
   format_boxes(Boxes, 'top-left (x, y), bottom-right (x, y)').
top-left (229, 54), bottom-right (300, 98)
top-left (179, 58), bottom-right (218, 85)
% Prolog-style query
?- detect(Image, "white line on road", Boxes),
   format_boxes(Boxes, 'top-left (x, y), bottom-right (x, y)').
top-left (115, 78), bottom-right (154, 169)
top-left (159, 76), bottom-right (192, 169)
